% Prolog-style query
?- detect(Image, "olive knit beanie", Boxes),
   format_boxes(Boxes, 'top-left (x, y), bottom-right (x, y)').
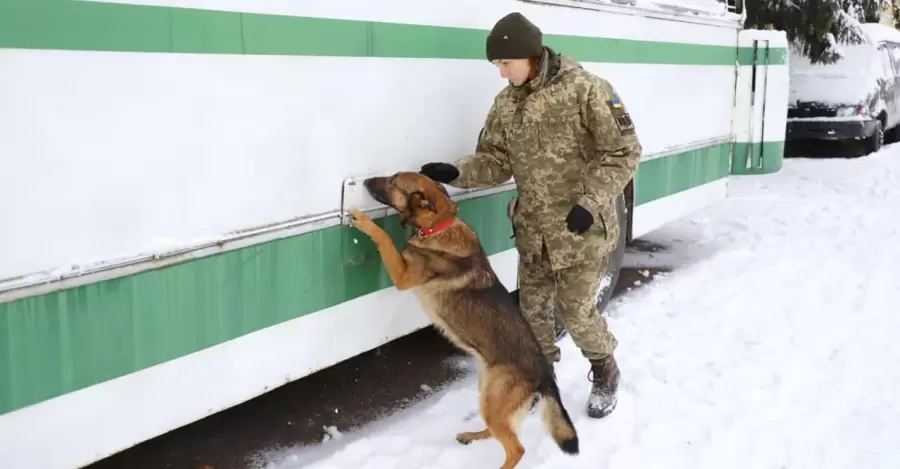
top-left (485, 12), bottom-right (543, 61)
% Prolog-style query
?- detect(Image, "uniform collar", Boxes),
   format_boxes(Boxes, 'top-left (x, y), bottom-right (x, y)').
top-left (522, 47), bottom-right (563, 94)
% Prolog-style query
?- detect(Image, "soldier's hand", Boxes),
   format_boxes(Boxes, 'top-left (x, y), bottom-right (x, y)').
top-left (420, 162), bottom-right (459, 184)
top-left (565, 204), bottom-right (594, 235)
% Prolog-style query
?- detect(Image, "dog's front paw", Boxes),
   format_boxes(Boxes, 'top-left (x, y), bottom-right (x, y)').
top-left (348, 208), bottom-right (377, 235)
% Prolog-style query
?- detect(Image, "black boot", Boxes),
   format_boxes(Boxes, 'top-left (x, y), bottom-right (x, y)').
top-left (586, 355), bottom-right (620, 418)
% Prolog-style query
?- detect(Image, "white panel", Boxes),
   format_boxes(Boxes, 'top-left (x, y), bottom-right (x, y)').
top-left (733, 29), bottom-right (790, 145)
top-left (0, 49), bottom-right (734, 280)
top-left (631, 178), bottom-right (728, 238)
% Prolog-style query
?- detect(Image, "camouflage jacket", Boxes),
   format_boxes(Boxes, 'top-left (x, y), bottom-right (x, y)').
top-left (450, 47), bottom-right (642, 270)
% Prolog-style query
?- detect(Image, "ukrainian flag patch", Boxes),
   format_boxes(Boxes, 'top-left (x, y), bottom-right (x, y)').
top-left (606, 97), bottom-right (634, 135)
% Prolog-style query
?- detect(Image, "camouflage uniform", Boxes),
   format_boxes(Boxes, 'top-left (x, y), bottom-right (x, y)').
top-left (452, 47), bottom-right (640, 350)
top-left (420, 13), bottom-right (642, 418)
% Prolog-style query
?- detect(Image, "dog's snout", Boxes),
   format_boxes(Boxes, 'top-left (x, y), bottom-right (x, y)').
top-left (362, 177), bottom-right (391, 206)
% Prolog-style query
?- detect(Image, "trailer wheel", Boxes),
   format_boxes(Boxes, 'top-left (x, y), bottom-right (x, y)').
top-left (595, 191), bottom-right (627, 315)
top-left (509, 191), bottom-right (628, 343)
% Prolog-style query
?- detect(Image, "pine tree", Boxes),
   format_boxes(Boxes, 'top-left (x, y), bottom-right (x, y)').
top-left (744, 0), bottom-right (890, 64)
top-left (893, 0), bottom-right (900, 28)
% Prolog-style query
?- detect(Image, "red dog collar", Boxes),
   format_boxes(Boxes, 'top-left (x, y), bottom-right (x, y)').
top-left (416, 218), bottom-right (455, 237)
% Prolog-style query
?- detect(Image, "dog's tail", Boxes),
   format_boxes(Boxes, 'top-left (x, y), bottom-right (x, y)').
top-left (537, 371), bottom-right (579, 455)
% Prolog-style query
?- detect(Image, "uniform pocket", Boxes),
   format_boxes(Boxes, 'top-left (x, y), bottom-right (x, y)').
top-left (507, 197), bottom-right (518, 239)
top-left (596, 209), bottom-right (608, 241)
top-left (595, 199), bottom-right (617, 242)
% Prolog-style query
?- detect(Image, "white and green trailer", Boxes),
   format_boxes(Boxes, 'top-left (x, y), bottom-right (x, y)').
top-left (0, 0), bottom-right (788, 467)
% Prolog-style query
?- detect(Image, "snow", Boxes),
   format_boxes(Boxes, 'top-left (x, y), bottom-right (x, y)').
top-left (788, 23), bottom-right (897, 107)
top-left (583, 0), bottom-right (733, 16)
top-left (253, 143), bottom-right (900, 469)
top-left (0, 235), bottom-right (220, 291)
top-left (91, 0), bottom-right (737, 20)
top-left (856, 22), bottom-right (900, 45)
top-left (643, 0), bottom-right (731, 15)
top-left (789, 42), bottom-right (880, 106)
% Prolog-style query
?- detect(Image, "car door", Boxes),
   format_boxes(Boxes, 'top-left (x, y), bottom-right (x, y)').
top-left (877, 43), bottom-right (898, 129)
top-left (887, 43), bottom-right (900, 130)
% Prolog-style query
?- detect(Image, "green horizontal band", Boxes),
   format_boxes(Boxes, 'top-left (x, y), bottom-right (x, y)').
top-left (0, 0), bottom-right (785, 65)
top-left (0, 143), bottom-right (741, 415)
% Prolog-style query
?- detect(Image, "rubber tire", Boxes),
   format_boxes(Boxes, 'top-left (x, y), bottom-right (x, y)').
top-left (885, 123), bottom-right (900, 144)
top-left (594, 191), bottom-right (628, 316)
top-left (509, 192), bottom-right (628, 343)
top-left (865, 120), bottom-right (884, 156)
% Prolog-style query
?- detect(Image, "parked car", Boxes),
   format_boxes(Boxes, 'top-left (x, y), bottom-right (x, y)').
top-left (787, 23), bottom-right (900, 155)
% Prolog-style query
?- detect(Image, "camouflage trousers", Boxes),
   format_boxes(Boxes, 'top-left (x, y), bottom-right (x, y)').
top-left (518, 243), bottom-right (618, 363)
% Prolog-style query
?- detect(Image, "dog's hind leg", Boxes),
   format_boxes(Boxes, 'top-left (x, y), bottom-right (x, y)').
top-left (487, 417), bottom-right (525, 469)
top-left (457, 370), bottom-right (493, 445)
top-left (482, 366), bottom-right (534, 469)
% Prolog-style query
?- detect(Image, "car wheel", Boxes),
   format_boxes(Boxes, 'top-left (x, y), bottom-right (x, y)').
top-left (865, 120), bottom-right (884, 155)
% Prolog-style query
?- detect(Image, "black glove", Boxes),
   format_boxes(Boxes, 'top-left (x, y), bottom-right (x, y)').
top-left (565, 204), bottom-right (594, 235)
top-left (420, 162), bottom-right (459, 184)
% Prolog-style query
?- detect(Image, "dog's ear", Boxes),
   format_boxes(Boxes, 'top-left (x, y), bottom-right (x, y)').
top-left (423, 181), bottom-right (458, 217)
top-left (409, 191), bottom-right (437, 213)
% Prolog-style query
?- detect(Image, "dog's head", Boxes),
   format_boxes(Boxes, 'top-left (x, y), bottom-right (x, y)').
top-left (362, 172), bottom-right (459, 229)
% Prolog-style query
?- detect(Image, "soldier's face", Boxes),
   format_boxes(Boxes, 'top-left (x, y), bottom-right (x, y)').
top-left (493, 59), bottom-right (532, 87)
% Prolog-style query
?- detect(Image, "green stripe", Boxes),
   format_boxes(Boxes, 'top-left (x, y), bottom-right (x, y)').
top-left (0, 0), bottom-right (785, 65)
top-left (731, 141), bottom-right (785, 175)
top-left (737, 45), bottom-right (789, 67)
top-left (0, 190), bottom-right (518, 416)
top-left (0, 144), bottom-right (731, 415)
top-left (633, 143), bottom-right (731, 205)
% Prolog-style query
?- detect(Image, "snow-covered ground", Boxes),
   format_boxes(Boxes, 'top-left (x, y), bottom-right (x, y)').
top-left (256, 145), bottom-right (900, 469)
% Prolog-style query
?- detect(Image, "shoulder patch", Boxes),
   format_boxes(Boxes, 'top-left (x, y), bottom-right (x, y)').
top-left (614, 113), bottom-right (635, 135)
top-left (606, 98), bottom-right (635, 135)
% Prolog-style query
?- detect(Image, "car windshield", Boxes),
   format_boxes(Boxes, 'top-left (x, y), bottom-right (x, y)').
top-left (790, 43), bottom-right (880, 78)
top-left (789, 43), bottom-right (885, 106)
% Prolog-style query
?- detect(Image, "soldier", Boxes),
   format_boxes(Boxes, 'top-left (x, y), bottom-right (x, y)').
top-left (419, 12), bottom-right (642, 418)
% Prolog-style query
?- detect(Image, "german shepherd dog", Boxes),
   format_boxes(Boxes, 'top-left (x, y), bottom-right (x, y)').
top-left (347, 171), bottom-right (579, 469)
